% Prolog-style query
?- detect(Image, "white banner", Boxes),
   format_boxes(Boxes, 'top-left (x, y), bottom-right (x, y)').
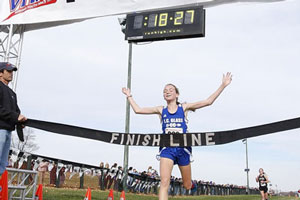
top-left (0, 0), bottom-right (286, 29)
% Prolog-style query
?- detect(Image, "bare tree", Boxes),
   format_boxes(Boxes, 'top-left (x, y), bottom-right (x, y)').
top-left (11, 127), bottom-right (39, 153)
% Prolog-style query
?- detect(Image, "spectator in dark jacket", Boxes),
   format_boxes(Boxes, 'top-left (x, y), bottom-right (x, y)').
top-left (0, 62), bottom-right (26, 176)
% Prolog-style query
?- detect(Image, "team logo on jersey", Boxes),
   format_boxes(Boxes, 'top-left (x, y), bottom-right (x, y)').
top-left (4, 0), bottom-right (57, 21)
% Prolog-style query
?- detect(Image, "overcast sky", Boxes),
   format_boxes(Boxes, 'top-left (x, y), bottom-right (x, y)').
top-left (11, 0), bottom-right (300, 192)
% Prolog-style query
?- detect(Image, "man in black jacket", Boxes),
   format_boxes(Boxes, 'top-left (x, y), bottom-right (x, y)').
top-left (0, 62), bottom-right (26, 176)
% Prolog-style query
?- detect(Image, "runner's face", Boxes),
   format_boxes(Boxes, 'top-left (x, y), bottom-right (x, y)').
top-left (163, 85), bottom-right (178, 101)
top-left (259, 168), bottom-right (264, 174)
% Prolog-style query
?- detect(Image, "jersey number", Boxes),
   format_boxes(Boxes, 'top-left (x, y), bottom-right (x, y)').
top-left (165, 128), bottom-right (183, 134)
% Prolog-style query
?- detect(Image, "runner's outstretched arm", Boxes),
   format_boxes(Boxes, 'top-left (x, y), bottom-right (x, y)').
top-left (122, 87), bottom-right (162, 115)
top-left (184, 72), bottom-right (232, 111)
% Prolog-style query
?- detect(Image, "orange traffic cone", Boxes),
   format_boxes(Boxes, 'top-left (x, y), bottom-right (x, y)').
top-left (84, 187), bottom-right (91, 200)
top-left (34, 184), bottom-right (43, 200)
top-left (0, 170), bottom-right (8, 200)
top-left (120, 191), bottom-right (125, 200)
top-left (107, 189), bottom-right (114, 200)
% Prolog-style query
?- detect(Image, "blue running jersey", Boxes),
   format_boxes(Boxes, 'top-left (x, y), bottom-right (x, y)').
top-left (162, 104), bottom-right (187, 134)
top-left (159, 104), bottom-right (192, 166)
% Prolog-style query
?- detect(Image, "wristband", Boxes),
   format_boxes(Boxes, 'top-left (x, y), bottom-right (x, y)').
top-left (127, 95), bottom-right (132, 98)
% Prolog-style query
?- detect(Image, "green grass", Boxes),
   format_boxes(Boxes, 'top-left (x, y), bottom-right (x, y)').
top-left (43, 187), bottom-right (298, 200)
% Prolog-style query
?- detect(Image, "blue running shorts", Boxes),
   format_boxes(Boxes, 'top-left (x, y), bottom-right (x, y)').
top-left (159, 147), bottom-right (191, 166)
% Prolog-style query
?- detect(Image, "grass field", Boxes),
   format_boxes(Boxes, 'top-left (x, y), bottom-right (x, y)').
top-left (43, 187), bottom-right (299, 200)
top-left (29, 173), bottom-right (299, 200)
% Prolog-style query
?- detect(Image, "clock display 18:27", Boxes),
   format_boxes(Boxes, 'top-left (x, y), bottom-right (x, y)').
top-left (125, 5), bottom-right (205, 42)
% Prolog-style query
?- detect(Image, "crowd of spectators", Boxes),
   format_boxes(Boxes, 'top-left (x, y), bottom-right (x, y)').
top-left (95, 162), bottom-right (260, 196)
top-left (7, 154), bottom-right (260, 196)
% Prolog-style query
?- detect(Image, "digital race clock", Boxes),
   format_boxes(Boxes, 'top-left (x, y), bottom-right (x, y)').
top-left (125, 5), bottom-right (205, 42)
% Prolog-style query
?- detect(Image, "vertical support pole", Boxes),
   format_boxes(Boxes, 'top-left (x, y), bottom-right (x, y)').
top-left (32, 170), bottom-right (38, 200)
top-left (4, 24), bottom-right (13, 61)
top-left (56, 161), bottom-right (60, 188)
top-left (245, 139), bottom-right (250, 194)
top-left (12, 25), bottom-right (25, 91)
top-left (122, 42), bottom-right (133, 191)
top-left (25, 155), bottom-right (32, 185)
top-left (80, 166), bottom-right (84, 189)
top-left (26, 155), bottom-right (32, 170)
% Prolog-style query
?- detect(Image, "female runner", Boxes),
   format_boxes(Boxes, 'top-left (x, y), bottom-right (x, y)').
top-left (122, 72), bottom-right (232, 200)
top-left (256, 168), bottom-right (270, 200)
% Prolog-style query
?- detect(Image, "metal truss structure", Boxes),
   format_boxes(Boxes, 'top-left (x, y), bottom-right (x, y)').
top-left (0, 24), bottom-right (25, 91)
top-left (7, 168), bottom-right (38, 200)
